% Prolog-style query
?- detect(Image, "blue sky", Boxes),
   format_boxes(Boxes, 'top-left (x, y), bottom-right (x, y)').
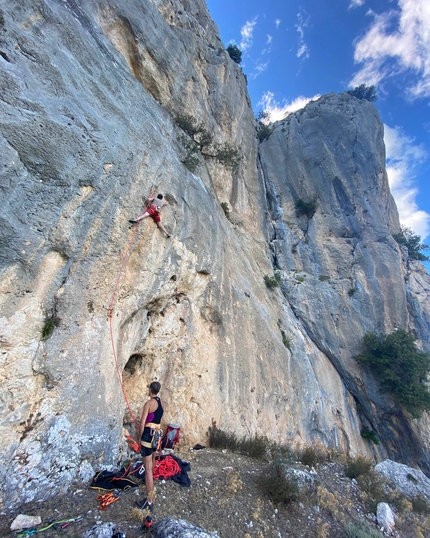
top-left (206, 0), bottom-right (430, 267)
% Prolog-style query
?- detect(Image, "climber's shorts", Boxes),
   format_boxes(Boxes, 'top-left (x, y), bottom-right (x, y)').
top-left (146, 205), bottom-right (161, 222)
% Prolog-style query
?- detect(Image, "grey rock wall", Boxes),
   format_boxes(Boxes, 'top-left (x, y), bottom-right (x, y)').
top-left (259, 92), bottom-right (430, 472)
top-left (0, 0), bottom-right (428, 512)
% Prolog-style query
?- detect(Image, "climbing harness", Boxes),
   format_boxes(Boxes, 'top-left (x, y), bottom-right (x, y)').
top-left (96, 490), bottom-right (121, 510)
top-left (141, 422), bottom-right (163, 451)
top-left (16, 516), bottom-right (83, 536)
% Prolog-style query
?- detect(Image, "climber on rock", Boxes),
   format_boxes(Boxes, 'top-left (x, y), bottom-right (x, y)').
top-left (129, 193), bottom-right (170, 238)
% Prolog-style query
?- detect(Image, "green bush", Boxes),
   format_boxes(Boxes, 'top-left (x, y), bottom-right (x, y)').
top-left (319, 275), bottom-right (330, 282)
top-left (281, 330), bottom-right (291, 349)
top-left (258, 459), bottom-right (300, 505)
top-left (344, 455), bottom-right (372, 479)
top-left (174, 113), bottom-right (213, 150)
top-left (174, 113), bottom-right (239, 168)
top-left (347, 84), bottom-right (378, 102)
top-left (226, 44), bottom-right (242, 64)
top-left (296, 445), bottom-right (328, 467)
top-left (356, 329), bottom-right (430, 417)
top-left (41, 319), bottom-right (55, 340)
top-left (208, 142), bottom-right (240, 170)
top-left (407, 473), bottom-right (418, 484)
top-left (360, 428), bottom-right (379, 445)
top-left (356, 470), bottom-right (400, 513)
top-left (257, 123), bottom-right (273, 142)
top-left (264, 273), bottom-right (281, 289)
top-left (220, 202), bottom-right (231, 220)
top-left (348, 287), bottom-right (358, 297)
top-left (393, 225), bottom-right (429, 261)
top-left (344, 521), bottom-right (383, 538)
top-left (207, 425), bottom-right (272, 460)
top-left (412, 495), bottom-right (430, 514)
top-left (177, 133), bottom-right (200, 172)
top-left (295, 198), bottom-right (316, 218)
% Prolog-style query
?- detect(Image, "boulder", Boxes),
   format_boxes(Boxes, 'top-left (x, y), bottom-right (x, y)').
top-left (153, 518), bottom-right (220, 537)
top-left (82, 522), bottom-right (117, 538)
top-left (375, 460), bottom-right (430, 501)
top-left (376, 502), bottom-right (395, 532)
top-left (10, 514), bottom-right (42, 531)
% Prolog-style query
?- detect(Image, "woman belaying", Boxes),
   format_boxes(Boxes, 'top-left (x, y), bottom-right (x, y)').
top-left (129, 193), bottom-right (170, 238)
top-left (137, 381), bottom-right (164, 512)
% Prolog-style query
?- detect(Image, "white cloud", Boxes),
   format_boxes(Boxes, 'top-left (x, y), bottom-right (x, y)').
top-left (350, 0), bottom-right (430, 99)
top-left (240, 19), bottom-right (257, 51)
top-left (250, 61), bottom-right (269, 80)
top-left (266, 35), bottom-right (273, 44)
top-left (295, 9), bottom-right (310, 60)
top-left (348, 0), bottom-right (365, 9)
top-left (275, 19), bottom-right (281, 29)
top-left (384, 124), bottom-right (430, 237)
top-left (258, 91), bottom-right (321, 122)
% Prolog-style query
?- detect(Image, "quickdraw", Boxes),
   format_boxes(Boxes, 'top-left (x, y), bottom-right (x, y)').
top-left (96, 490), bottom-right (121, 510)
top-left (126, 434), bottom-right (141, 453)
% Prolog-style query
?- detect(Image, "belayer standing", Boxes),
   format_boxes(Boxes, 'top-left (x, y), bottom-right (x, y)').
top-left (138, 381), bottom-right (164, 512)
top-left (129, 193), bottom-right (170, 238)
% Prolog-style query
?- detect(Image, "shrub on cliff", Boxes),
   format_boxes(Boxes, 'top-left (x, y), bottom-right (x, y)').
top-left (347, 84), bottom-right (377, 102)
top-left (226, 44), bottom-right (242, 64)
top-left (393, 225), bottom-right (429, 261)
top-left (356, 329), bottom-right (430, 418)
top-left (295, 198), bottom-right (316, 218)
top-left (174, 113), bottom-right (239, 169)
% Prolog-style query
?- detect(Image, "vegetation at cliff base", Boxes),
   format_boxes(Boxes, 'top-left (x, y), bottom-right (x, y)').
top-left (356, 329), bottom-right (430, 418)
top-left (258, 458), bottom-right (300, 505)
top-left (393, 225), bottom-right (429, 261)
top-left (226, 44), bottom-right (242, 64)
top-left (347, 84), bottom-right (378, 102)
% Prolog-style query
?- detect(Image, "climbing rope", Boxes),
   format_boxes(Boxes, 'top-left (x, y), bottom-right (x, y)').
top-left (107, 190), bottom-right (156, 431)
top-left (107, 220), bottom-right (141, 430)
top-left (153, 455), bottom-right (182, 480)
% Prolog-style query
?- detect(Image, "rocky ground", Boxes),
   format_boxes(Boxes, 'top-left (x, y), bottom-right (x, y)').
top-left (1, 446), bottom-right (430, 538)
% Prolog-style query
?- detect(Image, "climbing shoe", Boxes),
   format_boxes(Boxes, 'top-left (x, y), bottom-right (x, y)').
top-left (128, 219), bottom-right (138, 224)
top-left (166, 234), bottom-right (170, 238)
top-left (137, 498), bottom-right (153, 512)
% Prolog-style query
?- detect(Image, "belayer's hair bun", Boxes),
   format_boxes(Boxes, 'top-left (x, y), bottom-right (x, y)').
top-left (149, 381), bottom-right (161, 394)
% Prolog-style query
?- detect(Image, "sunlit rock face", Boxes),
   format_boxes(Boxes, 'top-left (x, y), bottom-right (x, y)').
top-left (259, 92), bottom-right (430, 473)
top-left (0, 0), bottom-right (429, 512)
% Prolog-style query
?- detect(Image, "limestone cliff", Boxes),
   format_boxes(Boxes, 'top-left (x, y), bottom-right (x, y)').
top-left (0, 0), bottom-right (429, 512)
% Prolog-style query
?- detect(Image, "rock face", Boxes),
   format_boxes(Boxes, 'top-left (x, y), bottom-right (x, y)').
top-left (0, 0), bottom-right (429, 512)
top-left (375, 460), bottom-right (430, 501)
